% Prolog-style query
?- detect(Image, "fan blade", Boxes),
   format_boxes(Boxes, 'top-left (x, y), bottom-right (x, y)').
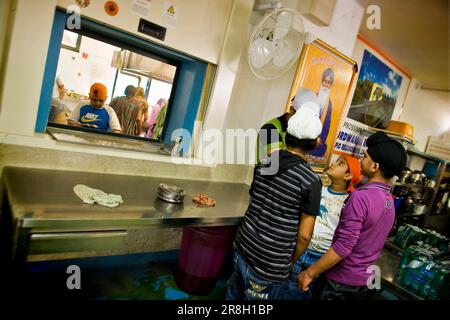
top-left (249, 38), bottom-right (275, 68)
top-left (272, 41), bottom-right (298, 67)
top-left (273, 11), bottom-right (293, 40)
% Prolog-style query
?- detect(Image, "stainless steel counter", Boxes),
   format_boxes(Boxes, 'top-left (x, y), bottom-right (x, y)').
top-left (1, 166), bottom-right (249, 263)
top-left (376, 247), bottom-right (424, 300)
top-left (3, 166), bottom-right (249, 229)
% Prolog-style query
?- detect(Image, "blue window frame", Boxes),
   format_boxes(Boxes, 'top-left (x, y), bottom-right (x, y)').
top-left (37, 9), bottom-right (207, 150)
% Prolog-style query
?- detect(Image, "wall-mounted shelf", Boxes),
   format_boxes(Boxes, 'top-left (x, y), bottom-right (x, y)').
top-left (393, 183), bottom-right (435, 189)
top-left (406, 147), bottom-right (448, 164)
top-left (396, 212), bottom-right (426, 218)
top-left (401, 148), bottom-right (447, 228)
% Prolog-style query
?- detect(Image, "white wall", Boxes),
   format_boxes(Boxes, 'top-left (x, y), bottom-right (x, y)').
top-left (399, 78), bottom-right (450, 151)
top-left (56, 0), bottom-right (233, 64)
top-left (0, 0), bottom-right (13, 74)
top-left (0, 0), bottom-right (57, 136)
top-left (0, 0), bottom-right (234, 139)
top-left (298, 0), bottom-right (364, 57)
top-left (57, 35), bottom-right (119, 97)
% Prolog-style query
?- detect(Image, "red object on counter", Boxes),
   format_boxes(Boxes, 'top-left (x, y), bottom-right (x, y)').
top-left (175, 226), bottom-right (237, 295)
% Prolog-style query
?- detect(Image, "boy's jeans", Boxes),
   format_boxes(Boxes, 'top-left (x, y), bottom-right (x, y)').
top-left (283, 249), bottom-right (323, 300)
top-left (314, 276), bottom-right (377, 300)
top-left (225, 250), bottom-right (286, 300)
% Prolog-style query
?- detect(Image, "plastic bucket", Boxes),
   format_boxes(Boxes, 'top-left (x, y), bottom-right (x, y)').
top-left (175, 226), bottom-right (236, 295)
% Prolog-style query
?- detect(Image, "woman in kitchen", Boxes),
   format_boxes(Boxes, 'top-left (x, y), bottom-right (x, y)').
top-left (147, 98), bottom-right (167, 139)
top-left (135, 87), bottom-right (149, 136)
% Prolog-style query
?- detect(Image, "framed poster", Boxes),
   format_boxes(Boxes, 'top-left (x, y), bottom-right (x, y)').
top-left (347, 35), bottom-right (412, 129)
top-left (285, 39), bottom-right (358, 172)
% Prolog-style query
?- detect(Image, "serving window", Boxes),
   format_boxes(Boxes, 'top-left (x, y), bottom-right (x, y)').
top-left (36, 9), bottom-right (208, 154)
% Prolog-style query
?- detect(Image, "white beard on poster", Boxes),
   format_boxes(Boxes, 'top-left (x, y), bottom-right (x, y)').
top-left (317, 85), bottom-right (330, 116)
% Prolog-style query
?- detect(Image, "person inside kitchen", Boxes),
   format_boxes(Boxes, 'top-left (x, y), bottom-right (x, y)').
top-left (48, 74), bottom-right (70, 124)
top-left (297, 131), bottom-right (407, 300)
top-left (225, 99), bottom-right (323, 300)
top-left (135, 87), bottom-right (149, 136)
top-left (257, 87), bottom-right (321, 163)
top-left (109, 85), bottom-right (142, 136)
top-left (68, 83), bottom-right (122, 133)
top-left (284, 154), bottom-right (362, 300)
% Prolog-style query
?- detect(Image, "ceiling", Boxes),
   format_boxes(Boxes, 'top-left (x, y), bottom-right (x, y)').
top-left (357, 0), bottom-right (449, 91)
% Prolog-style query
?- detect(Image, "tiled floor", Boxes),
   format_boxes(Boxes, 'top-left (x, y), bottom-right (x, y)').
top-left (86, 260), bottom-right (227, 300)
top-left (19, 251), bottom-right (399, 300)
top-left (21, 251), bottom-right (230, 300)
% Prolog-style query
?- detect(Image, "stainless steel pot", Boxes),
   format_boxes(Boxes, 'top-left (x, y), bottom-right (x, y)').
top-left (405, 196), bottom-right (414, 205)
top-left (410, 171), bottom-right (423, 184)
top-left (157, 183), bottom-right (186, 203)
top-left (425, 177), bottom-right (436, 188)
top-left (413, 200), bottom-right (427, 215)
top-left (399, 168), bottom-right (412, 183)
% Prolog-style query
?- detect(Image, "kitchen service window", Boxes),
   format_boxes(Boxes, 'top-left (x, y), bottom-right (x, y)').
top-left (50, 29), bottom-right (176, 142)
top-left (36, 10), bottom-right (208, 153)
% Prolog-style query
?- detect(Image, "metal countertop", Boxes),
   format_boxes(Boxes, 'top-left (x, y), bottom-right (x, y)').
top-left (376, 248), bottom-right (424, 300)
top-left (2, 166), bottom-right (250, 229)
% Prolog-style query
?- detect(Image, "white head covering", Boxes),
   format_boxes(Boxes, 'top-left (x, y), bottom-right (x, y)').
top-left (292, 87), bottom-right (320, 113)
top-left (287, 105), bottom-right (322, 140)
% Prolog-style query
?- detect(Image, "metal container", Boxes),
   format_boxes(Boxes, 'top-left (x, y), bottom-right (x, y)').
top-left (410, 171), bottom-right (423, 184)
top-left (399, 168), bottom-right (412, 183)
top-left (425, 177), bottom-right (436, 188)
top-left (157, 183), bottom-right (186, 203)
top-left (413, 201), bottom-right (427, 215)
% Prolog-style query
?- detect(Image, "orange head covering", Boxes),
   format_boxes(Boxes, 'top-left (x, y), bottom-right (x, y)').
top-left (343, 155), bottom-right (363, 193)
top-left (89, 83), bottom-right (107, 100)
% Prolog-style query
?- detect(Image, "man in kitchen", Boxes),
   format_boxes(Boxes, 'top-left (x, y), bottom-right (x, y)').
top-left (226, 99), bottom-right (323, 300)
top-left (109, 85), bottom-right (143, 136)
top-left (257, 87), bottom-right (321, 164)
top-left (297, 131), bottom-right (407, 300)
top-left (68, 83), bottom-right (122, 134)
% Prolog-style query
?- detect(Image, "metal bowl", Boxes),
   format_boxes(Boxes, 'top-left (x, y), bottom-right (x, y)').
top-left (154, 198), bottom-right (184, 213)
top-left (158, 183), bottom-right (185, 196)
top-left (157, 183), bottom-right (185, 203)
top-left (157, 191), bottom-right (184, 202)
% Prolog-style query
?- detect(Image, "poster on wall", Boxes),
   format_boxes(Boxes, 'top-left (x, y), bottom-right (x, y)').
top-left (347, 35), bottom-right (412, 129)
top-left (286, 39), bottom-right (358, 172)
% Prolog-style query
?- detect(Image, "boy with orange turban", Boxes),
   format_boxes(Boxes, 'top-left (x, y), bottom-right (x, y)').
top-left (68, 83), bottom-right (122, 133)
top-left (284, 154), bottom-right (362, 299)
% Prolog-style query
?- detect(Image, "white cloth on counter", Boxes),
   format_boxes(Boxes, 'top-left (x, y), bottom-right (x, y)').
top-left (73, 184), bottom-right (123, 208)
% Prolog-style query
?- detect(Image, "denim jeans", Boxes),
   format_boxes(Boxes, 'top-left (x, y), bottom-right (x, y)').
top-left (225, 250), bottom-right (286, 300)
top-left (313, 276), bottom-right (377, 300)
top-left (283, 249), bottom-right (323, 300)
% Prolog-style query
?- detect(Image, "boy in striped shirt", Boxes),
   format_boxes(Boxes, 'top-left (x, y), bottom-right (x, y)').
top-left (226, 99), bottom-right (323, 300)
